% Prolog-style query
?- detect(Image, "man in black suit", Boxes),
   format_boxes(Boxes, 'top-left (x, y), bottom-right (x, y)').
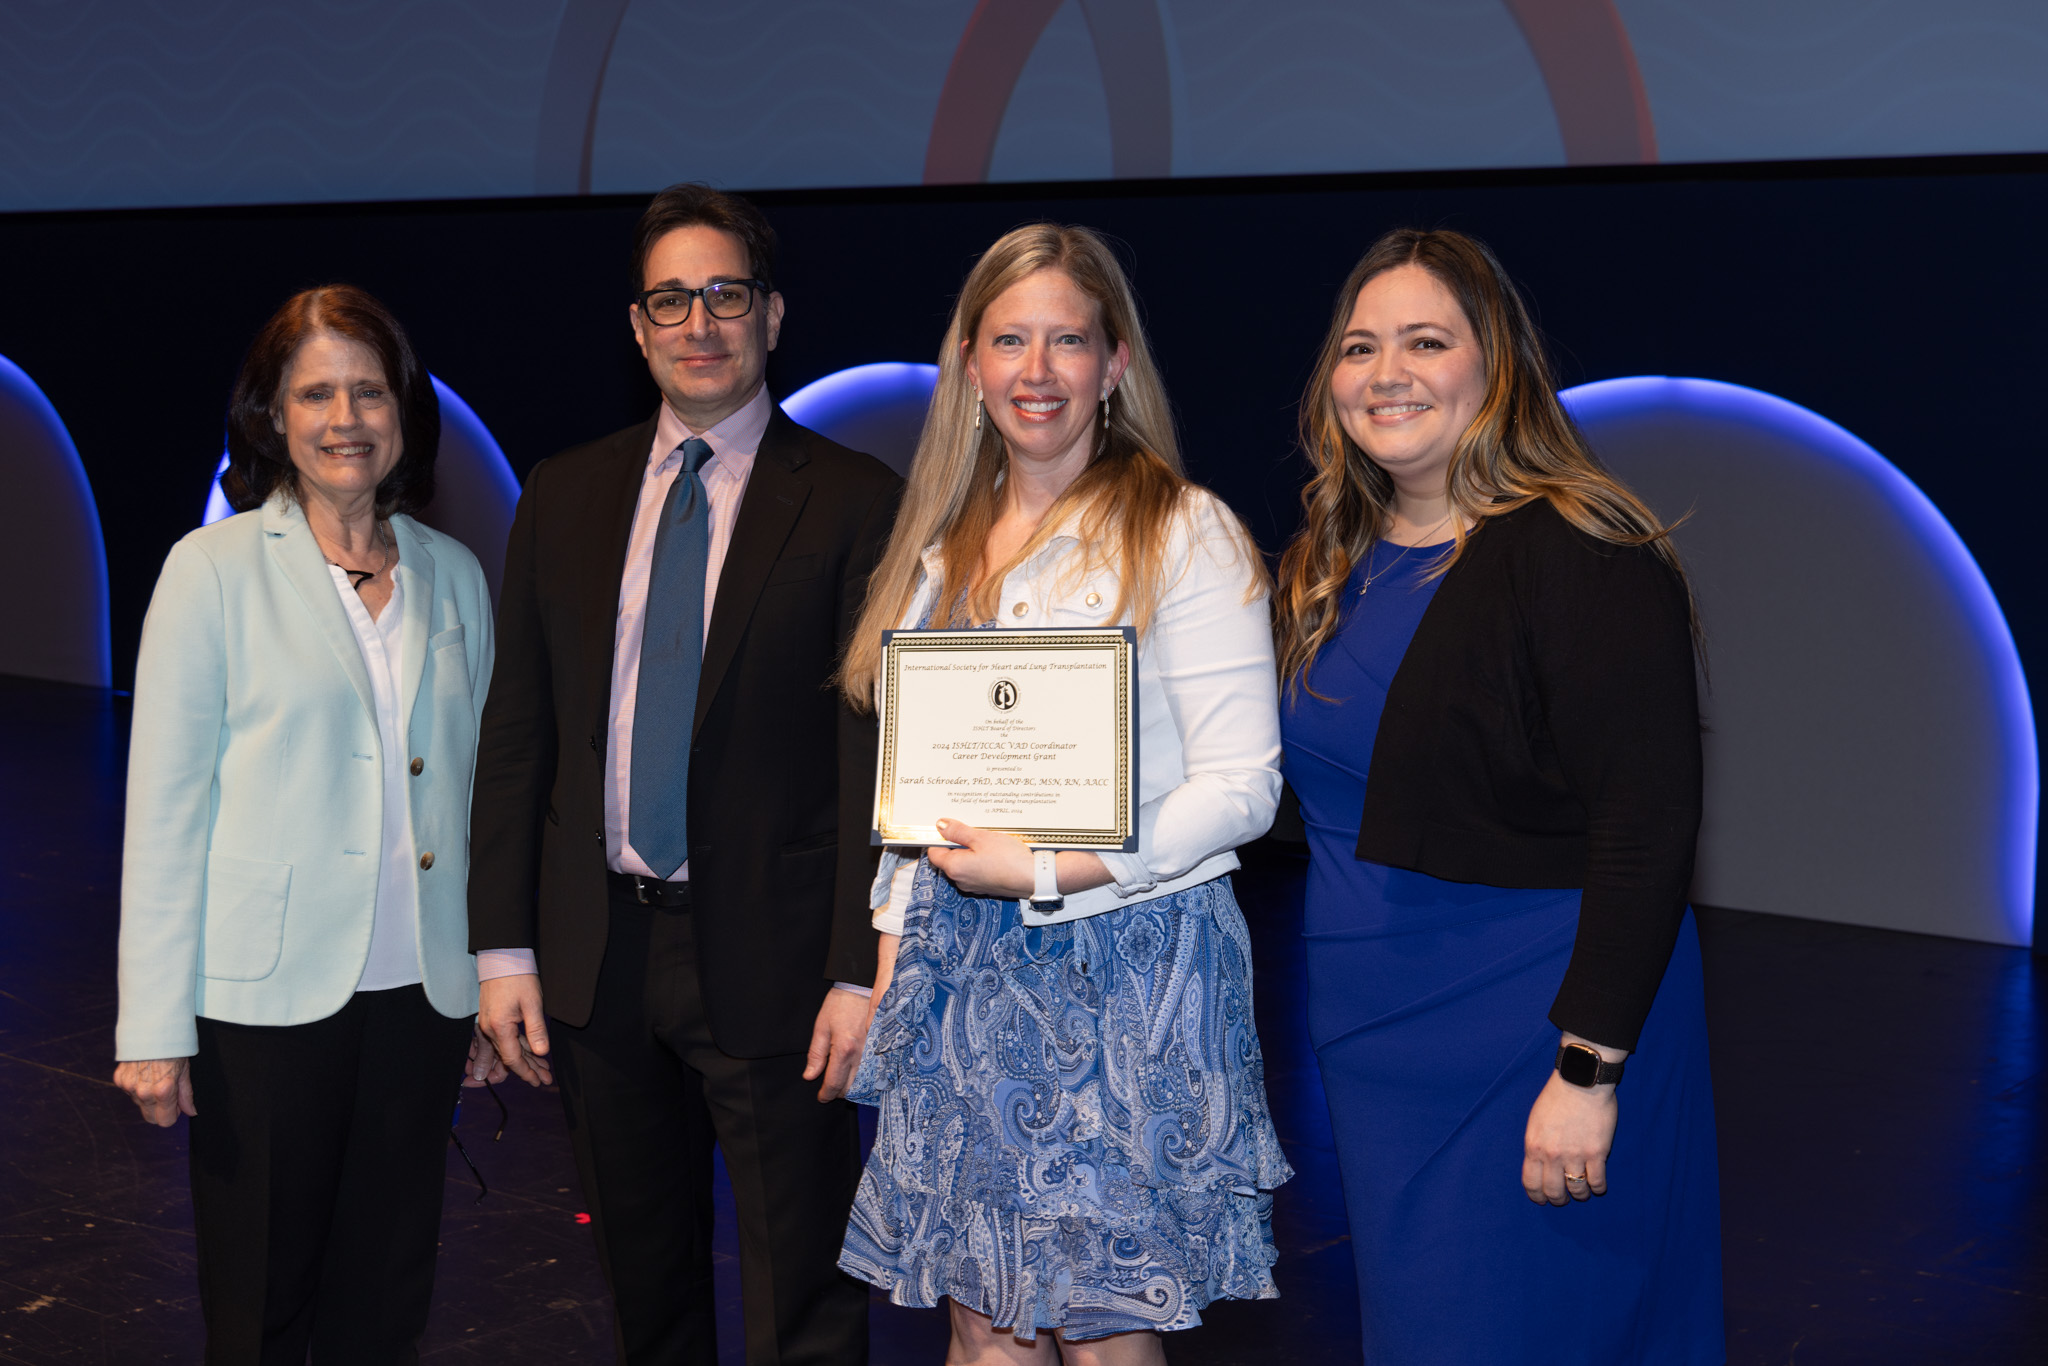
top-left (468, 184), bottom-right (900, 1365)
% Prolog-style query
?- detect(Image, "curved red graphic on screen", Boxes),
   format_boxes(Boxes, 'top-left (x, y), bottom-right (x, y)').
top-left (535, 0), bottom-right (633, 194)
top-left (924, 0), bottom-right (1656, 182)
top-left (1501, 0), bottom-right (1657, 164)
top-left (925, 0), bottom-right (1172, 184)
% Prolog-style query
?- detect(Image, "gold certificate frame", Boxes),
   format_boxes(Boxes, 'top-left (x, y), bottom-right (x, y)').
top-left (872, 627), bottom-right (1138, 850)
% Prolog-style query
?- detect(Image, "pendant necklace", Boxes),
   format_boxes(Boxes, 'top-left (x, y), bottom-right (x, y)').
top-left (1359, 512), bottom-right (1453, 599)
top-left (325, 532), bottom-right (392, 594)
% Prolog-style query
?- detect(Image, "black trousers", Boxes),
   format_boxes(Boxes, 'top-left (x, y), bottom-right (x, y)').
top-left (551, 891), bottom-right (867, 1366)
top-left (188, 985), bottom-right (472, 1366)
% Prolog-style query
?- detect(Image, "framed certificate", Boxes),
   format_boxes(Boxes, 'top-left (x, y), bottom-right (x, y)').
top-left (872, 627), bottom-right (1138, 850)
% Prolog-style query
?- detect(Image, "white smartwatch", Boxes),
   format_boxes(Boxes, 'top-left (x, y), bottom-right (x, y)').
top-left (1028, 849), bottom-right (1064, 909)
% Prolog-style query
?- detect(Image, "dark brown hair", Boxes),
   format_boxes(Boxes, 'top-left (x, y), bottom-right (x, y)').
top-left (1275, 227), bottom-right (1696, 695)
top-left (629, 182), bottom-right (779, 294)
top-left (220, 284), bottom-right (438, 517)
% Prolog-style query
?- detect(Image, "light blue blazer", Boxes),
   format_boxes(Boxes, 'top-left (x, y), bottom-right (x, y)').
top-left (115, 493), bottom-right (494, 1061)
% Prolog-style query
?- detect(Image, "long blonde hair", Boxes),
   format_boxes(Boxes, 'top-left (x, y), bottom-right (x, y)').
top-left (840, 223), bottom-right (1243, 707)
top-left (1275, 227), bottom-right (1697, 696)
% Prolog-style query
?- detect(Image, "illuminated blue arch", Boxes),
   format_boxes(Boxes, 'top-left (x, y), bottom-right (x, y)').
top-left (1563, 376), bottom-right (2036, 946)
top-left (205, 377), bottom-right (521, 603)
top-left (783, 362), bottom-right (938, 475)
top-left (0, 353), bottom-right (109, 686)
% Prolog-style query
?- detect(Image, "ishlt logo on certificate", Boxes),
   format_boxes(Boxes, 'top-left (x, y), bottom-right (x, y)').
top-left (872, 627), bottom-right (1137, 850)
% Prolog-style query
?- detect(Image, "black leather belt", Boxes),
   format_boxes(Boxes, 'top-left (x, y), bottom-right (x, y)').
top-left (608, 870), bottom-right (693, 909)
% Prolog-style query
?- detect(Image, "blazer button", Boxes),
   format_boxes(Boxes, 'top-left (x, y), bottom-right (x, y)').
top-left (1084, 591), bottom-right (1102, 608)
top-left (418, 851), bottom-right (435, 870)
top-left (409, 757), bottom-right (424, 776)
top-left (1012, 601), bottom-right (1028, 617)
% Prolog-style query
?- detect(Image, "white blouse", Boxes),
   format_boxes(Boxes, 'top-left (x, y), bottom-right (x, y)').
top-left (871, 488), bottom-right (1283, 934)
top-left (328, 564), bottom-right (422, 991)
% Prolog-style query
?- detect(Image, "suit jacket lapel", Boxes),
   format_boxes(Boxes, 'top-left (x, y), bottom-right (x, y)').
top-left (392, 515), bottom-right (435, 732)
top-left (262, 494), bottom-right (376, 726)
top-left (587, 418), bottom-right (660, 728)
top-left (695, 408), bottom-right (810, 738)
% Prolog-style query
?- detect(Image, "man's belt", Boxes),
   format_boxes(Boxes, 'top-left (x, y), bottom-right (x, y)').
top-left (608, 870), bottom-right (693, 909)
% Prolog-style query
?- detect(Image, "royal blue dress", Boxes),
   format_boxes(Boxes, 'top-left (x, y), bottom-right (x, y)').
top-left (1281, 541), bottom-right (1725, 1365)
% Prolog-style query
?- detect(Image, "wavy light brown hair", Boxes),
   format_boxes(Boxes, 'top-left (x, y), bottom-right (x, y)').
top-left (841, 223), bottom-right (1259, 707)
top-left (1275, 227), bottom-right (1694, 695)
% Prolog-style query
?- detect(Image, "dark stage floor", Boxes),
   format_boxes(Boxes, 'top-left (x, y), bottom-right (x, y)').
top-left (0, 676), bottom-right (2042, 1364)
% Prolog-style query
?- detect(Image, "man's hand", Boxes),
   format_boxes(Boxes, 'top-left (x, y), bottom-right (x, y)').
top-left (803, 987), bottom-right (872, 1103)
top-left (464, 1026), bottom-right (510, 1088)
top-left (478, 974), bottom-right (553, 1087)
top-left (114, 1057), bottom-right (196, 1127)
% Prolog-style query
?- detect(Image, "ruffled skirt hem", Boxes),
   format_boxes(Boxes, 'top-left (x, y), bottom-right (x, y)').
top-left (839, 1175), bottom-right (1281, 1342)
top-left (842, 867), bottom-right (1291, 1340)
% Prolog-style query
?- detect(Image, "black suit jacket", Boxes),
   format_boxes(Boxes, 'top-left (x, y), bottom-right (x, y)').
top-left (468, 406), bottom-right (902, 1056)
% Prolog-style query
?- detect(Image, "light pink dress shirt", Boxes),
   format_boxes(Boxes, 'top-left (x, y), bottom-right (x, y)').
top-left (476, 388), bottom-right (766, 984)
top-left (604, 392), bottom-right (765, 881)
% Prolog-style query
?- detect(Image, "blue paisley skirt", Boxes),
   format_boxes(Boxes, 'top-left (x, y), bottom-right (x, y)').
top-left (839, 859), bottom-right (1293, 1341)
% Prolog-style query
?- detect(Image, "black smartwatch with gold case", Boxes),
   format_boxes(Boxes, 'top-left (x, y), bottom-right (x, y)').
top-left (1555, 1041), bottom-right (1626, 1088)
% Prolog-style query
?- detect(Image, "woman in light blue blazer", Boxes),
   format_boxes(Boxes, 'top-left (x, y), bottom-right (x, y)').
top-left (113, 284), bottom-right (495, 1364)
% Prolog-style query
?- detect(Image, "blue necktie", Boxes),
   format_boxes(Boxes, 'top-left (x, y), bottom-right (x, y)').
top-left (629, 436), bottom-right (712, 879)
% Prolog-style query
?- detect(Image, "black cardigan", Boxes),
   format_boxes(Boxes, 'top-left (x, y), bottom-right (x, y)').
top-left (1355, 499), bottom-right (1701, 1052)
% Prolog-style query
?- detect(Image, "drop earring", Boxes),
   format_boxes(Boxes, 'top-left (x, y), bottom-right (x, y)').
top-left (974, 389), bottom-right (983, 431)
top-left (1100, 387), bottom-right (1111, 428)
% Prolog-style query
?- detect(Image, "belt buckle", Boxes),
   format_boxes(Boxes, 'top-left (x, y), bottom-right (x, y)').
top-left (632, 875), bottom-right (657, 906)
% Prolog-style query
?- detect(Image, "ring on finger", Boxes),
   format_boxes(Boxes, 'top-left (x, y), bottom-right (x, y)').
top-left (1564, 1171), bottom-right (1589, 1183)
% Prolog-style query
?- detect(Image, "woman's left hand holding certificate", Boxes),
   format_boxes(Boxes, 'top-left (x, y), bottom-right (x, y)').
top-left (927, 818), bottom-right (1114, 901)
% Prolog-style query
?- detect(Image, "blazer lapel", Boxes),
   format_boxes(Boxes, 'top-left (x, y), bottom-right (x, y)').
top-left (587, 418), bottom-right (660, 727)
top-left (695, 408), bottom-right (810, 738)
top-left (392, 514), bottom-right (436, 732)
top-left (262, 494), bottom-right (376, 726)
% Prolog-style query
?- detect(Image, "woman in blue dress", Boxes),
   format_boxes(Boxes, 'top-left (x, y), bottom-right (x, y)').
top-left (836, 223), bottom-right (1292, 1363)
top-left (1274, 229), bottom-right (1725, 1364)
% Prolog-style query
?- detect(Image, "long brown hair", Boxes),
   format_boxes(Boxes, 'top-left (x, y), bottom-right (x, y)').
top-left (1275, 227), bottom-right (1695, 695)
top-left (840, 223), bottom-right (1259, 707)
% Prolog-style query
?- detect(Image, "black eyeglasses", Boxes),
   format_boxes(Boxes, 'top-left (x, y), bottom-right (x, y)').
top-left (634, 279), bottom-right (770, 327)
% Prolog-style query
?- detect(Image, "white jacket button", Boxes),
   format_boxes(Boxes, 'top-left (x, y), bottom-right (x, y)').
top-left (1085, 591), bottom-right (1102, 608)
top-left (1012, 602), bottom-right (1028, 617)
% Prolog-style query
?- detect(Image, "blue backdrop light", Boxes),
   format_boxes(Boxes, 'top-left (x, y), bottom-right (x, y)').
top-left (1563, 376), bottom-right (2036, 946)
top-left (782, 362), bottom-right (939, 476)
top-left (0, 352), bottom-right (110, 686)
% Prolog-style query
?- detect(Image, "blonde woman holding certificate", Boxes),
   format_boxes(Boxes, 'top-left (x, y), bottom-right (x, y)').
top-left (836, 224), bottom-right (1291, 1363)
